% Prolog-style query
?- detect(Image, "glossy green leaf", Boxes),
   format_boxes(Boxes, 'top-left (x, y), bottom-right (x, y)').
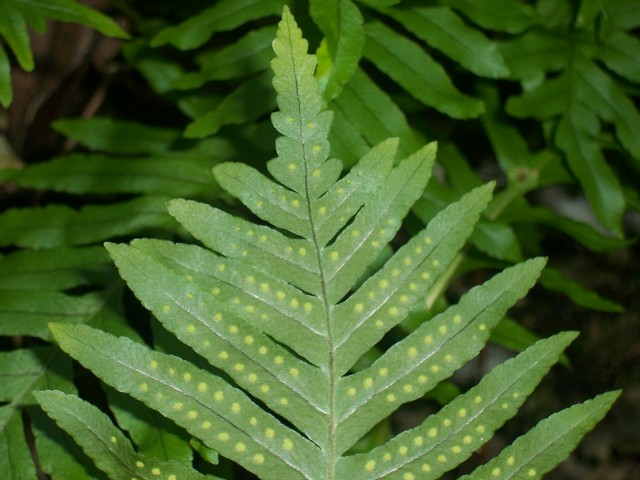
top-left (364, 20), bottom-right (484, 119)
top-left (498, 30), bottom-right (569, 80)
top-left (0, 153), bottom-right (217, 197)
top-left (461, 390), bottom-right (621, 480)
top-left (0, 347), bottom-right (75, 406)
top-left (53, 118), bottom-right (182, 154)
top-left (574, 60), bottom-right (640, 160)
top-left (472, 220), bottom-right (523, 262)
top-left (598, 31), bottom-right (640, 83)
top-left (0, 246), bottom-right (111, 290)
top-left (20, 0), bottom-right (128, 39)
top-left (331, 68), bottom-right (422, 159)
top-left (438, 0), bottom-right (539, 33)
top-left (151, 0), bottom-right (282, 50)
top-left (174, 26), bottom-right (276, 89)
top-left (500, 204), bottom-right (632, 252)
top-left (555, 102), bottom-right (625, 235)
top-left (540, 268), bottom-right (624, 313)
top-left (0, 196), bottom-right (175, 248)
top-left (0, 43), bottom-right (11, 107)
top-left (0, 407), bottom-right (37, 479)
top-left (0, 290), bottom-right (108, 339)
top-left (0, 0), bottom-right (126, 107)
top-left (311, 0), bottom-right (365, 100)
top-left (185, 71), bottom-right (275, 138)
top-left (0, 0), bottom-right (34, 70)
top-left (384, 5), bottom-right (509, 78)
top-left (35, 391), bottom-right (215, 480)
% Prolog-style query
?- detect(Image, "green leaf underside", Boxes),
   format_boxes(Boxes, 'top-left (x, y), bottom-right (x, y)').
top-left (337, 332), bottom-right (577, 478)
top-left (461, 390), bottom-right (621, 480)
top-left (35, 391), bottom-right (215, 480)
top-left (45, 7), bottom-right (619, 480)
top-left (50, 323), bottom-right (323, 480)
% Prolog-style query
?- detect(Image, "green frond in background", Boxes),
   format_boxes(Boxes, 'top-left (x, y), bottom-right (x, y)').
top-left (26, 9), bottom-right (618, 479)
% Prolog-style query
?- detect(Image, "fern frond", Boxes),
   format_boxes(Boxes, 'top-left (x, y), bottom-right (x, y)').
top-left (44, 8), bottom-right (619, 480)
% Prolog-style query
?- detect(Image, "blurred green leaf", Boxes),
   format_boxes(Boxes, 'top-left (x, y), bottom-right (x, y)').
top-left (174, 26), bottom-right (276, 89)
top-left (437, 0), bottom-right (539, 33)
top-left (364, 20), bottom-right (484, 119)
top-left (53, 118), bottom-right (183, 154)
top-left (185, 71), bottom-right (275, 138)
top-left (540, 267), bottom-right (624, 313)
top-left (312, 0), bottom-right (365, 100)
top-left (151, 0), bottom-right (282, 50)
top-left (1, 153), bottom-right (217, 198)
top-left (384, 5), bottom-right (510, 78)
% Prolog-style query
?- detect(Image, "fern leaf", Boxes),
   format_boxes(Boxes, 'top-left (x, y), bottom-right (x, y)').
top-left (50, 324), bottom-right (323, 480)
top-left (151, 0), bottom-right (282, 50)
top-left (0, 347), bottom-right (74, 406)
top-left (330, 69), bottom-right (422, 161)
top-left (437, 0), bottom-right (539, 34)
top-left (0, 0), bottom-right (35, 70)
top-left (0, 246), bottom-right (110, 290)
top-left (0, 196), bottom-right (175, 248)
top-left (364, 20), bottom-right (484, 119)
top-left (105, 240), bottom-right (328, 442)
top-left (53, 118), bottom-right (181, 154)
top-left (322, 143), bottom-right (436, 304)
top-left (338, 332), bottom-right (578, 478)
top-left (174, 26), bottom-right (276, 89)
top-left (461, 390), bottom-right (621, 480)
top-left (43, 8), bottom-right (618, 480)
top-left (384, 5), bottom-right (510, 78)
top-left (0, 290), bottom-right (108, 339)
top-left (333, 183), bottom-right (493, 374)
top-left (311, 0), bottom-right (365, 101)
top-left (168, 199), bottom-right (322, 295)
top-left (334, 258), bottom-right (546, 452)
top-left (0, 153), bottom-right (216, 197)
top-left (0, 43), bottom-right (12, 107)
top-left (106, 388), bottom-right (194, 464)
top-left (18, 0), bottom-right (128, 38)
top-left (185, 71), bottom-right (275, 139)
top-left (35, 391), bottom-right (215, 480)
top-left (0, 406), bottom-right (37, 479)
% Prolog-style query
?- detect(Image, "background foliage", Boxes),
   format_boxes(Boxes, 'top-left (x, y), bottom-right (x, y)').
top-left (0, 0), bottom-right (638, 478)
